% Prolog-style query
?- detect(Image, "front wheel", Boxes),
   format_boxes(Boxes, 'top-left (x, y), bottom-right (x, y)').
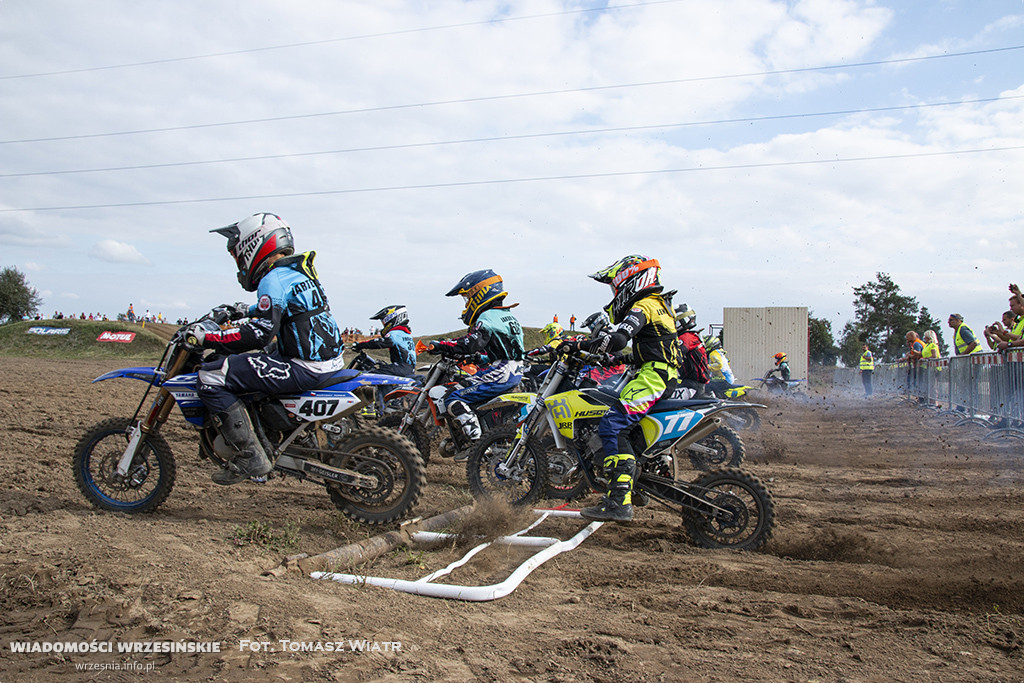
top-left (686, 425), bottom-right (745, 471)
top-left (377, 412), bottom-right (432, 465)
top-left (466, 425), bottom-right (548, 507)
top-left (325, 426), bottom-right (425, 525)
top-left (682, 468), bottom-right (774, 551)
top-left (72, 417), bottom-right (177, 513)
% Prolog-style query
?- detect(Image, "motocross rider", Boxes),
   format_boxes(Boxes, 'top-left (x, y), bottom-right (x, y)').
top-left (674, 304), bottom-right (709, 399)
top-left (352, 305), bottom-right (417, 377)
top-left (427, 270), bottom-right (525, 450)
top-left (185, 213), bottom-right (345, 485)
top-left (562, 255), bottom-right (682, 523)
top-left (771, 352), bottom-right (791, 381)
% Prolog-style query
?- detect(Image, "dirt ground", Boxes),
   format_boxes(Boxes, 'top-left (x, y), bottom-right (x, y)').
top-left (0, 356), bottom-right (1022, 682)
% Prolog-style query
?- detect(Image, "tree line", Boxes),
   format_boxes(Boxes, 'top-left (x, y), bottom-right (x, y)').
top-left (809, 272), bottom-right (948, 367)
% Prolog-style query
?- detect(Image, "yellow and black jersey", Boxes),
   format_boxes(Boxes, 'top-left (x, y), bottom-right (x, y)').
top-left (581, 295), bottom-right (681, 373)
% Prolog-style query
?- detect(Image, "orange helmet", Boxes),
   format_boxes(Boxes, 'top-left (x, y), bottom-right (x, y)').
top-left (773, 352), bottom-right (787, 365)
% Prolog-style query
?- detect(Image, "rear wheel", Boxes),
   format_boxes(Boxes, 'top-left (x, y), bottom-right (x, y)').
top-left (325, 426), bottom-right (425, 525)
top-left (72, 417), bottom-right (176, 513)
top-left (722, 406), bottom-right (761, 431)
top-left (686, 425), bottom-right (745, 471)
top-left (466, 425), bottom-right (548, 507)
top-left (682, 468), bottom-right (774, 551)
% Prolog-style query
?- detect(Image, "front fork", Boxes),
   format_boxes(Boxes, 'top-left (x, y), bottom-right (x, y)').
top-left (115, 351), bottom-right (189, 476)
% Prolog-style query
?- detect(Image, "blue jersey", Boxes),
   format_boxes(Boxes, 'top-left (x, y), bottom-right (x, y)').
top-left (205, 252), bottom-right (342, 362)
top-left (360, 327), bottom-right (416, 367)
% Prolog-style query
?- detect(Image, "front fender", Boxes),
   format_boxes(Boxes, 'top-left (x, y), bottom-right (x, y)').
top-left (92, 367), bottom-right (162, 384)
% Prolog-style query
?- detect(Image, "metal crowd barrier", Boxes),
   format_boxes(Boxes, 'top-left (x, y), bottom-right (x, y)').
top-left (833, 351), bottom-right (1024, 439)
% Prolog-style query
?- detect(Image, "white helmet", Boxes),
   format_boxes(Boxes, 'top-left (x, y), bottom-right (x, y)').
top-left (212, 213), bottom-right (294, 291)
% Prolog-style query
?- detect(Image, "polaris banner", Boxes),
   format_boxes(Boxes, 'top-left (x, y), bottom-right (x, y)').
top-left (27, 327), bottom-right (71, 336)
top-left (97, 331), bottom-right (136, 343)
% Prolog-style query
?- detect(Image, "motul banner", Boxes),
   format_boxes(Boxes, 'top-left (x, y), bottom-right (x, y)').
top-left (97, 331), bottom-right (136, 343)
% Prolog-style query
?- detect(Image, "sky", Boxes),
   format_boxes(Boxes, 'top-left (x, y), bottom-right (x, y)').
top-left (2, 0), bottom-right (1022, 351)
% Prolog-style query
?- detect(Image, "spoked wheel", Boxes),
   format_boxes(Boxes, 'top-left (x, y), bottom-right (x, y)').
top-left (682, 468), bottom-right (774, 551)
top-left (324, 426), bottom-right (425, 525)
top-left (543, 437), bottom-right (590, 500)
top-left (465, 425), bottom-right (548, 507)
top-left (722, 406), bottom-right (761, 431)
top-left (72, 417), bottom-right (176, 513)
top-left (686, 425), bottom-right (745, 471)
top-left (377, 412), bottom-right (432, 465)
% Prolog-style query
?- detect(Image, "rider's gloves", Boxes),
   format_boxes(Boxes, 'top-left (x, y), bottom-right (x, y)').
top-left (557, 339), bottom-right (580, 355)
top-left (228, 302), bottom-right (250, 319)
top-left (353, 341), bottom-right (367, 350)
top-left (183, 322), bottom-right (209, 351)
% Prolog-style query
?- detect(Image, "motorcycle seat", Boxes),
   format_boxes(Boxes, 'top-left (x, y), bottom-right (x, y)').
top-left (310, 369), bottom-right (363, 390)
top-left (649, 398), bottom-right (721, 413)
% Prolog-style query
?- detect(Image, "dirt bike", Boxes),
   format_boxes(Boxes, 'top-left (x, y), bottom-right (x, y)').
top-left (376, 344), bottom-right (520, 464)
top-left (72, 313), bottom-right (426, 525)
top-left (343, 348), bottom-right (423, 420)
top-left (705, 379), bottom-right (762, 430)
top-left (465, 347), bottom-right (775, 551)
top-left (756, 369), bottom-right (806, 394)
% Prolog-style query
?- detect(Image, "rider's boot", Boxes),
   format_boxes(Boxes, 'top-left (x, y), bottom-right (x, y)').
top-left (448, 401), bottom-right (481, 461)
top-left (580, 453), bottom-right (634, 523)
top-left (212, 401), bottom-right (274, 486)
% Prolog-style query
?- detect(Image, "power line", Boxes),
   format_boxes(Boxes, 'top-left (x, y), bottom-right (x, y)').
top-left (0, 0), bottom-right (684, 80)
top-left (3, 94), bottom-right (1020, 179)
top-left (4, 144), bottom-right (1020, 213)
top-left (3, 44), bottom-right (1021, 146)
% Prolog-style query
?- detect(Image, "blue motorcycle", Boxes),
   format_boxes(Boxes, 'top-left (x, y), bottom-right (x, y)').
top-left (72, 314), bottom-right (426, 525)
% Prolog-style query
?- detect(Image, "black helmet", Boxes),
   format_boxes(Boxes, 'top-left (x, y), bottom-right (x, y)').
top-left (675, 304), bottom-right (697, 333)
top-left (589, 255), bottom-right (663, 323)
top-left (212, 213), bottom-right (294, 292)
top-left (581, 310), bottom-right (610, 336)
top-left (370, 305), bottom-right (410, 335)
top-left (446, 269), bottom-right (508, 325)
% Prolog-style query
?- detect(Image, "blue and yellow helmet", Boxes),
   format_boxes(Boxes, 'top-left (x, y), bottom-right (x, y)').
top-left (446, 269), bottom-right (509, 326)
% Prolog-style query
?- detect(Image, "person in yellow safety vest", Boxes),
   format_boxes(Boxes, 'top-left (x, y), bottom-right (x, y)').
top-left (859, 343), bottom-right (874, 397)
top-left (985, 311), bottom-right (1016, 350)
top-left (921, 330), bottom-right (941, 359)
top-left (947, 314), bottom-right (981, 355)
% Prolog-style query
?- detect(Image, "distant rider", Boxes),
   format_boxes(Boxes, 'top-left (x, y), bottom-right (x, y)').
top-left (352, 305), bottom-right (417, 377)
top-left (770, 352), bottom-right (791, 381)
top-left (185, 213), bottom-right (345, 485)
top-left (561, 255), bottom-right (682, 523)
top-left (427, 270), bottom-right (525, 451)
top-left (674, 304), bottom-right (710, 399)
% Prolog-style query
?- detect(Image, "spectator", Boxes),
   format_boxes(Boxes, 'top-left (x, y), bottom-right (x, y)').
top-left (986, 311), bottom-right (1016, 350)
top-left (922, 330), bottom-right (941, 359)
top-left (900, 331), bottom-right (925, 396)
top-left (569, 314), bottom-right (576, 331)
top-left (947, 314), bottom-right (981, 355)
top-left (859, 343), bottom-right (874, 397)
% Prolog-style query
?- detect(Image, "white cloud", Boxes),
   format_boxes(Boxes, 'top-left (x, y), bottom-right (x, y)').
top-left (89, 240), bottom-right (151, 265)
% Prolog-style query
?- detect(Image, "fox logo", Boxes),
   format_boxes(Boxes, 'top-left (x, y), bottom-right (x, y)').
top-left (248, 356), bottom-right (291, 380)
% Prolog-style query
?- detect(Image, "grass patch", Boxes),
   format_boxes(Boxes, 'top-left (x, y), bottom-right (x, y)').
top-left (230, 520), bottom-right (300, 552)
top-left (0, 319), bottom-right (166, 360)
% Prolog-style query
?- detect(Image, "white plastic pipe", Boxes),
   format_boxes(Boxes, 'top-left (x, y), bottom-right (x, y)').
top-left (312, 517), bottom-right (602, 601)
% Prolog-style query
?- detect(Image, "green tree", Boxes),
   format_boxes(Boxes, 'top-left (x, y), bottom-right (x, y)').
top-left (916, 306), bottom-right (948, 356)
top-left (0, 266), bottom-right (43, 324)
top-left (839, 272), bottom-right (920, 365)
top-left (808, 313), bottom-right (839, 366)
